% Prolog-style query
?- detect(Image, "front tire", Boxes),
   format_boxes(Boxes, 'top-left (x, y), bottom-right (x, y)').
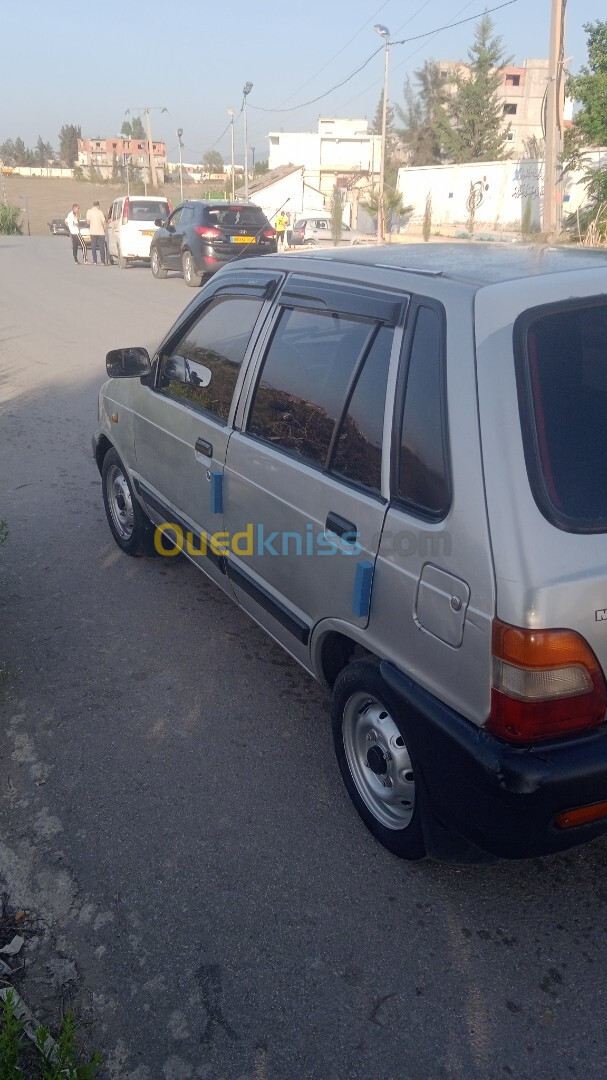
top-left (101, 448), bottom-right (149, 556)
top-left (331, 659), bottom-right (426, 860)
top-left (183, 251), bottom-right (202, 287)
top-left (151, 248), bottom-right (167, 279)
top-left (304, 239), bottom-right (316, 247)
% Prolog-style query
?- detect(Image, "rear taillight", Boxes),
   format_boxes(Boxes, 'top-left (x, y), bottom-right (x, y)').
top-left (122, 197), bottom-right (129, 225)
top-left (486, 619), bottom-right (607, 744)
top-left (194, 226), bottom-right (222, 240)
top-left (263, 228), bottom-right (276, 239)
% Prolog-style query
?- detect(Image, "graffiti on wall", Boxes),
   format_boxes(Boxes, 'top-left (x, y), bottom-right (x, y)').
top-left (513, 163), bottom-right (544, 199)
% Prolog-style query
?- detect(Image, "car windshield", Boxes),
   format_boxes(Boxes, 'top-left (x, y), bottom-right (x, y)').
top-left (206, 206), bottom-right (267, 228)
top-left (129, 201), bottom-right (170, 221)
top-left (521, 301), bottom-right (607, 531)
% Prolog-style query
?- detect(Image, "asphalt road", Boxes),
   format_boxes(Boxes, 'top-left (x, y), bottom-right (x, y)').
top-left (2, 237), bottom-right (607, 1080)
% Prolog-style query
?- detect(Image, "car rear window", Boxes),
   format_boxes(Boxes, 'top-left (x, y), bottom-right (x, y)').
top-left (129, 200), bottom-right (169, 221)
top-left (205, 206), bottom-right (267, 228)
top-left (518, 300), bottom-right (607, 532)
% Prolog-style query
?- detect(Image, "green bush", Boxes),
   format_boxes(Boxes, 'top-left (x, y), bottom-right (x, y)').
top-left (422, 192), bottom-right (432, 242)
top-left (0, 204), bottom-right (23, 235)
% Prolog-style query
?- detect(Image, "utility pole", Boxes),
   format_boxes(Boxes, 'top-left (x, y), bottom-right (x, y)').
top-left (543, 0), bottom-right (565, 236)
top-left (177, 128), bottom-right (184, 203)
top-left (374, 24), bottom-right (390, 244)
top-left (125, 106), bottom-right (167, 191)
top-left (243, 82), bottom-right (253, 201)
top-left (228, 108), bottom-right (235, 201)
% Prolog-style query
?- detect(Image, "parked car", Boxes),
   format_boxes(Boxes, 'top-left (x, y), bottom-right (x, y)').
top-left (93, 241), bottom-right (607, 864)
top-left (48, 218), bottom-right (69, 236)
top-left (106, 195), bottom-right (171, 268)
top-left (150, 200), bottom-right (277, 287)
top-left (291, 216), bottom-right (374, 246)
top-left (77, 220), bottom-right (91, 248)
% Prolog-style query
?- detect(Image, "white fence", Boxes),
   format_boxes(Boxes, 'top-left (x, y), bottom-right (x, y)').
top-left (397, 152), bottom-right (607, 233)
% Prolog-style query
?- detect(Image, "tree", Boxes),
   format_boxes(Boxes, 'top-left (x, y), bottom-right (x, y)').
top-left (58, 123), bottom-right (81, 167)
top-left (371, 90), bottom-right (395, 136)
top-left (435, 15), bottom-right (512, 163)
top-left (121, 117), bottom-right (146, 139)
top-left (395, 60), bottom-right (446, 166)
top-left (13, 137), bottom-right (29, 165)
top-left (0, 139), bottom-right (16, 165)
top-left (202, 150), bottom-right (224, 174)
top-left (331, 187), bottom-right (343, 243)
top-left (568, 21), bottom-right (607, 146)
top-left (35, 136), bottom-right (54, 166)
top-left (253, 159), bottom-right (269, 176)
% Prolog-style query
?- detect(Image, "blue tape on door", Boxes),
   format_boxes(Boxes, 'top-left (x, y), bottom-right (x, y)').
top-left (210, 471), bottom-right (223, 514)
top-left (352, 561), bottom-right (374, 618)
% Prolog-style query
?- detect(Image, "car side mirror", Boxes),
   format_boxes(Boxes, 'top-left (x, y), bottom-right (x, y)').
top-left (106, 347), bottom-right (151, 378)
top-left (154, 218), bottom-right (164, 227)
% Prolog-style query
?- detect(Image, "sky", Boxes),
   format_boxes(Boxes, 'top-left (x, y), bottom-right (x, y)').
top-left (1, 0), bottom-right (604, 165)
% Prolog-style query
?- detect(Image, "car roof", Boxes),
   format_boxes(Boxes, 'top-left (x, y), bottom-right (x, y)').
top-left (286, 241), bottom-right (607, 285)
top-left (179, 199), bottom-right (262, 208)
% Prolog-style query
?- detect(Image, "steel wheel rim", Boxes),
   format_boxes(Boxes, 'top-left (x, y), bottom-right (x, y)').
top-left (342, 691), bottom-right (415, 830)
top-left (184, 254), bottom-right (192, 282)
top-left (106, 465), bottom-right (134, 540)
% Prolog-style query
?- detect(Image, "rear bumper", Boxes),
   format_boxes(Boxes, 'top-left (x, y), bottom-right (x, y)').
top-left (191, 242), bottom-right (276, 273)
top-left (380, 661), bottom-right (607, 860)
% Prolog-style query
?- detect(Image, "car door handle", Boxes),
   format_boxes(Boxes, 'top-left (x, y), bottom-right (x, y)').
top-left (325, 512), bottom-right (357, 540)
top-left (195, 437), bottom-right (213, 458)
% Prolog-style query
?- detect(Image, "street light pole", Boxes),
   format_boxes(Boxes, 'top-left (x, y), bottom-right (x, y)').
top-left (250, 146), bottom-right (255, 176)
top-left (177, 128), bottom-right (184, 203)
top-left (243, 82), bottom-right (253, 201)
top-left (228, 108), bottom-right (235, 201)
top-left (374, 24), bottom-right (390, 245)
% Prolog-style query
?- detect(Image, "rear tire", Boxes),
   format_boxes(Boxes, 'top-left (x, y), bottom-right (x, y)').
top-left (151, 248), bottom-right (167, 279)
top-left (183, 251), bottom-right (202, 287)
top-left (101, 448), bottom-right (150, 556)
top-left (331, 658), bottom-right (426, 860)
top-left (117, 246), bottom-right (127, 270)
top-left (304, 239), bottom-right (316, 247)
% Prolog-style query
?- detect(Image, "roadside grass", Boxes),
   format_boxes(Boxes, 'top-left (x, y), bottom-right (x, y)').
top-left (0, 991), bottom-right (102, 1079)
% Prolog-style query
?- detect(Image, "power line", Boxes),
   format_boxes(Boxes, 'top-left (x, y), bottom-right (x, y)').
top-left (333, 0), bottom-right (477, 112)
top-left (248, 0), bottom-right (518, 117)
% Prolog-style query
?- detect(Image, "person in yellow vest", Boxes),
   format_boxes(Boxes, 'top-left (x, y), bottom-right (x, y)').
top-left (275, 212), bottom-right (288, 251)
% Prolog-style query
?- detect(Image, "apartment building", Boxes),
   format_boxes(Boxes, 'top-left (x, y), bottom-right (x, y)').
top-left (267, 118), bottom-right (381, 198)
top-left (436, 59), bottom-right (568, 156)
top-left (77, 137), bottom-right (167, 183)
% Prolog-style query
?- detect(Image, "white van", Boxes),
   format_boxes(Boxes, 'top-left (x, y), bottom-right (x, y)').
top-left (106, 195), bottom-right (171, 268)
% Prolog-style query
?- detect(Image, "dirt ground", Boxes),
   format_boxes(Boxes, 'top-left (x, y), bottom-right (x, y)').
top-left (1, 174), bottom-right (178, 235)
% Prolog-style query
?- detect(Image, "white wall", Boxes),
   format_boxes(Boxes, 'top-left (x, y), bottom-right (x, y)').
top-left (8, 167), bottom-right (73, 178)
top-left (397, 153), bottom-right (607, 232)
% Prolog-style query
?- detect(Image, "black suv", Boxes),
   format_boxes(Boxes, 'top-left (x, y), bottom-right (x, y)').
top-left (150, 200), bottom-right (277, 286)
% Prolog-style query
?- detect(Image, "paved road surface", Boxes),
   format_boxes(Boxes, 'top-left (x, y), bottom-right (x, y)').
top-left (1, 237), bottom-right (607, 1080)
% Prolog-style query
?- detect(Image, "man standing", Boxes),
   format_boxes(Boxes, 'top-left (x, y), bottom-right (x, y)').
top-left (65, 204), bottom-right (87, 264)
top-left (86, 201), bottom-right (107, 265)
top-left (275, 211), bottom-right (287, 252)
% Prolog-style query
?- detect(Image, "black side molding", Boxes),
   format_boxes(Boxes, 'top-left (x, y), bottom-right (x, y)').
top-left (133, 480), bottom-right (226, 573)
top-left (227, 562), bottom-right (310, 645)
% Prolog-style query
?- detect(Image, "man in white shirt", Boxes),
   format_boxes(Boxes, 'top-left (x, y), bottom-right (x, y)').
top-left (65, 204), bottom-right (88, 264)
top-left (86, 201), bottom-right (107, 265)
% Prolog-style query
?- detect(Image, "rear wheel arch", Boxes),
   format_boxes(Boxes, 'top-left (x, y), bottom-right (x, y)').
top-left (316, 629), bottom-right (373, 688)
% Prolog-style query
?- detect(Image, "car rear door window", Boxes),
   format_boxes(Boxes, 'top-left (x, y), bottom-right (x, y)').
top-left (159, 295), bottom-right (264, 423)
top-left (396, 304), bottom-right (450, 518)
top-left (247, 308), bottom-right (377, 468)
top-left (329, 325), bottom-right (393, 492)
top-left (517, 300), bottom-right (607, 531)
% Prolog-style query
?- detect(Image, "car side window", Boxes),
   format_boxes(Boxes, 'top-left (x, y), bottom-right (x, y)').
top-left (179, 207), bottom-right (193, 226)
top-left (108, 202), bottom-right (114, 221)
top-left (159, 295), bottom-right (264, 423)
top-left (247, 307), bottom-right (373, 467)
top-left (168, 208), bottom-right (182, 228)
top-left (316, 220), bottom-right (328, 230)
top-left (329, 325), bottom-right (394, 492)
top-left (397, 305), bottom-right (450, 518)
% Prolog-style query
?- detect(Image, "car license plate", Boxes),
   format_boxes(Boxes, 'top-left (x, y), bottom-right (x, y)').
top-left (140, 230), bottom-right (155, 236)
top-left (230, 235), bottom-right (255, 244)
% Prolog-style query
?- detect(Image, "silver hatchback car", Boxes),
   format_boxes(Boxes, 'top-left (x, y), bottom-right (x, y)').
top-left (94, 242), bottom-right (607, 863)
